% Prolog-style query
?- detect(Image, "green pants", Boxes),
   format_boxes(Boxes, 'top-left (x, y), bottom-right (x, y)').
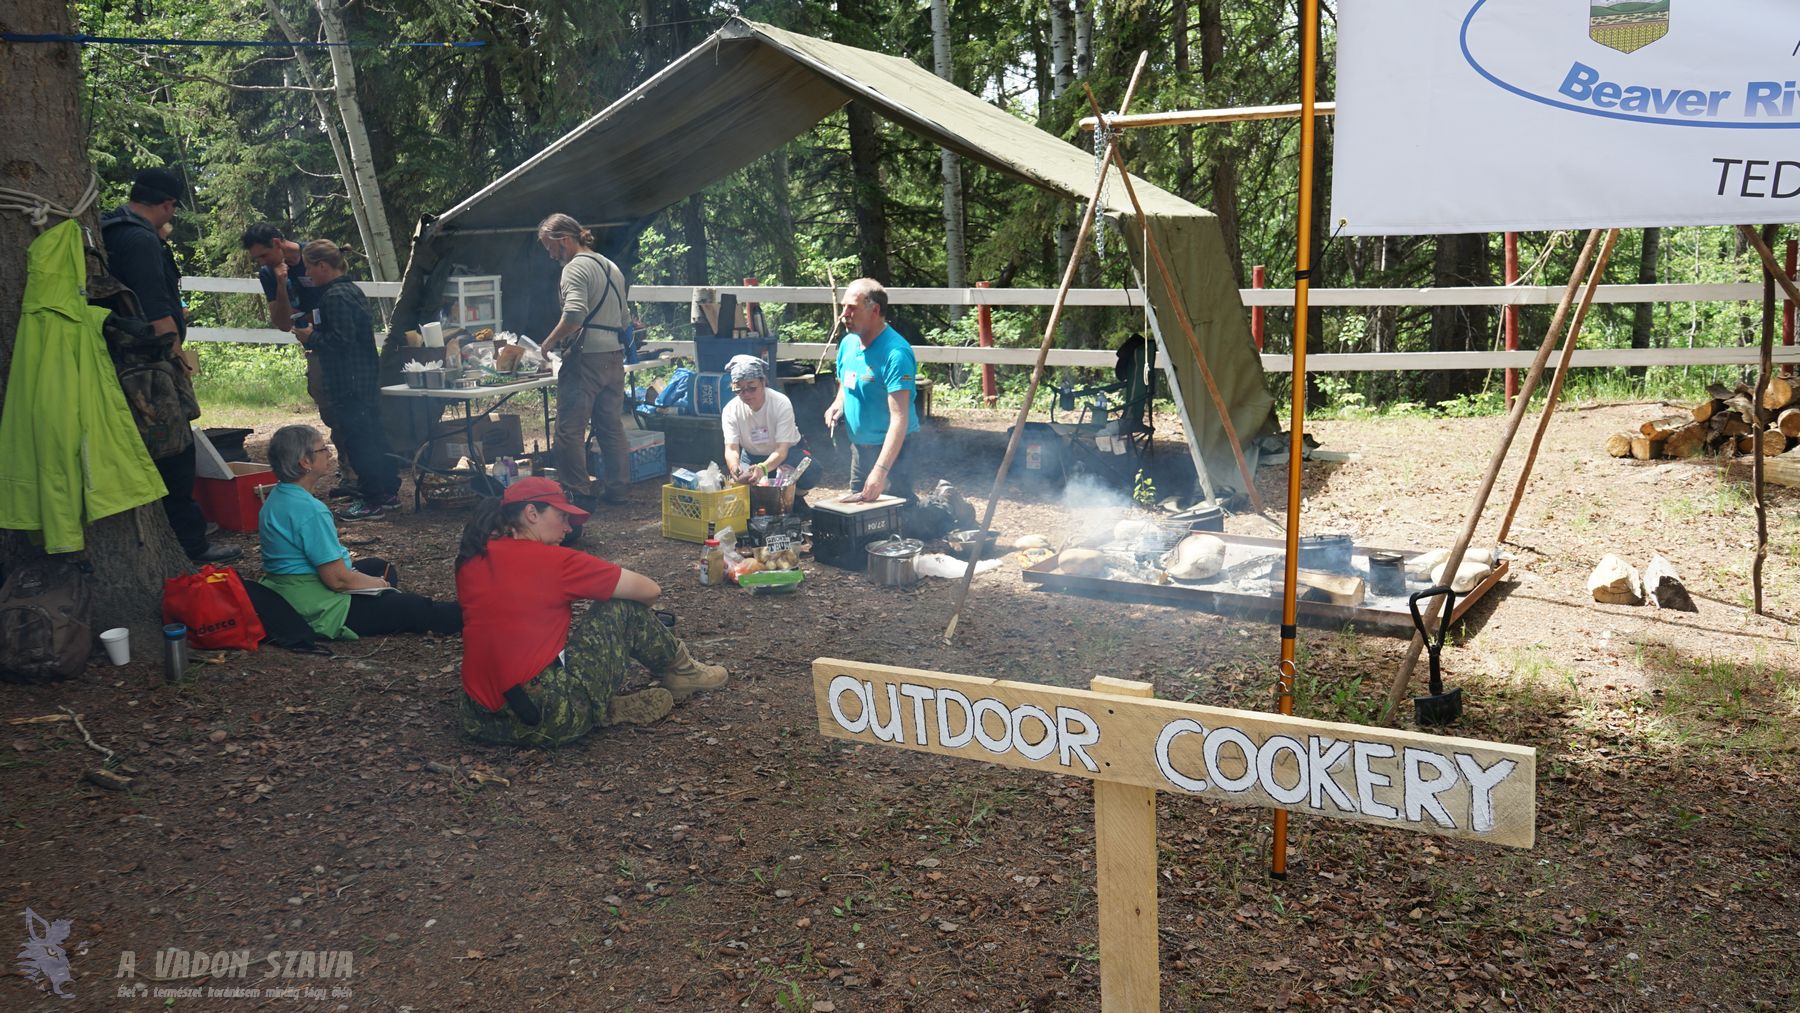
top-left (459, 599), bottom-right (680, 748)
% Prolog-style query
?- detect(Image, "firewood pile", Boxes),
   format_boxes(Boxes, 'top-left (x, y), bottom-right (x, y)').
top-left (1607, 376), bottom-right (1800, 461)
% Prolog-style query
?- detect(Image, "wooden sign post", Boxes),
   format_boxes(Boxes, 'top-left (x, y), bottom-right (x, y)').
top-left (814, 659), bottom-right (1536, 1011)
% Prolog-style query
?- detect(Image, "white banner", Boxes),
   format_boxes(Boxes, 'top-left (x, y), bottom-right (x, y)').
top-left (1333, 1), bottom-right (1800, 234)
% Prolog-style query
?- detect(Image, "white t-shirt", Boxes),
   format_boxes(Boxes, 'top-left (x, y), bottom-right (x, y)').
top-left (720, 388), bottom-right (801, 458)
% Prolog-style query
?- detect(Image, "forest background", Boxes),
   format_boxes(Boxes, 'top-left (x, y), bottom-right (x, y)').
top-left (74, 0), bottom-right (1781, 417)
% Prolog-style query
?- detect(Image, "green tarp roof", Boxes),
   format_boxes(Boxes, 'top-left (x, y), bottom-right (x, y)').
top-left (403, 18), bottom-right (1273, 491)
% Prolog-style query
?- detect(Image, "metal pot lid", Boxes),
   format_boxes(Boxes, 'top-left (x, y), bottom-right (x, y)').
top-left (866, 535), bottom-right (923, 558)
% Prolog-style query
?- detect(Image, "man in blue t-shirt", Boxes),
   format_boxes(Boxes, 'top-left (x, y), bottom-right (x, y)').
top-left (824, 278), bottom-right (921, 505)
top-left (242, 223), bottom-right (354, 498)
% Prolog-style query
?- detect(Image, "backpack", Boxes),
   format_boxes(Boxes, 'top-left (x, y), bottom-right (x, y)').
top-left (86, 241), bottom-right (198, 458)
top-left (0, 558), bottom-right (96, 684)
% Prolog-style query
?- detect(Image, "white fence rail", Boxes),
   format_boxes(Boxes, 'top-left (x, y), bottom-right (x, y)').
top-left (180, 278), bottom-right (1794, 372)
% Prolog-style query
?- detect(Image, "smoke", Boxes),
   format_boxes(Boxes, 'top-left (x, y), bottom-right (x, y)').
top-left (1059, 472), bottom-right (1135, 515)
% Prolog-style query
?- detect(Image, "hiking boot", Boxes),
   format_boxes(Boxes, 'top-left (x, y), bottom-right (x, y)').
top-left (658, 641), bottom-right (728, 701)
top-left (605, 687), bottom-right (673, 727)
top-left (190, 543), bottom-right (242, 564)
top-left (600, 486), bottom-right (629, 506)
top-left (337, 498), bottom-right (386, 520)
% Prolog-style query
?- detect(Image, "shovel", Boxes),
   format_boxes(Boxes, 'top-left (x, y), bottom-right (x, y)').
top-left (1407, 585), bottom-right (1463, 726)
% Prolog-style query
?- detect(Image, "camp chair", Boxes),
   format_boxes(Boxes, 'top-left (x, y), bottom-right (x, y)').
top-left (1053, 334), bottom-right (1157, 461)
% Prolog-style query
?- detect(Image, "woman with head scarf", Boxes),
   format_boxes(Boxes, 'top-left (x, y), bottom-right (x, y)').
top-left (718, 355), bottom-right (818, 506)
top-left (453, 477), bottom-right (727, 746)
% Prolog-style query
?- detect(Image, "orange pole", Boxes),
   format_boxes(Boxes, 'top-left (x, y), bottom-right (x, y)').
top-left (1271, 0), bottom-right (1321, 881)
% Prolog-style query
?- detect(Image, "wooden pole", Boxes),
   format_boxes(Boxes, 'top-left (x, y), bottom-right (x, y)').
top-left (1504, 232), bottom-right (1520, 406)
top-left (1495, 229), bottom-right (1621, 547)
top-left (1082, 86), bottom-right (1267, 517)
top-left (1078, 101), bottom-right (1337, 132)
top-left (940, 52), bottom-right (1150, 646)
top-left (1380, 230), bottom-right (1605, 725)
top-left (1091, 676), bottom-right (1159, 1010)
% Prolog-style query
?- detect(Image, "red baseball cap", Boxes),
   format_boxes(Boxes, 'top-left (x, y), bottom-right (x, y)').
top-left (501, 476), bottom-right (590, 522)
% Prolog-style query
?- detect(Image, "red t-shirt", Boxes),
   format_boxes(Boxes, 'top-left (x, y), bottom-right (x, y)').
top-left (457, 539), bottom-right (622, 711)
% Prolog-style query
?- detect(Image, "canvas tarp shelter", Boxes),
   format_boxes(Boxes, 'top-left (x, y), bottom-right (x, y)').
top-left (389, 17), bottom-right (1274, 491)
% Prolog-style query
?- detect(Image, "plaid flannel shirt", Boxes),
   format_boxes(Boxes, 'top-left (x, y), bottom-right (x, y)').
top-left (310, 276), bottom-right (381, 407)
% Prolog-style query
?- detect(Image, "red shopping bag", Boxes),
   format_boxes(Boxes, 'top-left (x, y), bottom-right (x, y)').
top-left (162, 565), bottom-right (265, 651)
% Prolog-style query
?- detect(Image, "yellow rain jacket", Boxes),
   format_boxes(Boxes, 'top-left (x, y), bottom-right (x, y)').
top-left (0, 219), bottom-right (166, 552)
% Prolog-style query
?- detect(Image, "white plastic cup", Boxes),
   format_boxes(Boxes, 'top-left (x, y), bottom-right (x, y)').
top-left (100, 627), bottom-right (130, 666)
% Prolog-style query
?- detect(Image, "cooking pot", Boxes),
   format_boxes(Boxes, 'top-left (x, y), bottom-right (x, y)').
top-left (945, 528), bottom-right (999, 561)
top-left (865, 535), bottom-right (923, 588)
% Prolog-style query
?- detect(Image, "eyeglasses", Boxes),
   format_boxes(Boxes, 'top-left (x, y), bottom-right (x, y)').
top-left (731, 384), bottom-right (763, 394)
top-left (307, 445), bottom-right (330, 456)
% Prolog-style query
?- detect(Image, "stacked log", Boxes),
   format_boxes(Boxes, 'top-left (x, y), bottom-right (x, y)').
top-left (1607, 379), bottom-right (1799, 461)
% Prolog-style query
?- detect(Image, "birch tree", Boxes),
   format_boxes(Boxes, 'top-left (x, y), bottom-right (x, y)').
top-left (931, 0), bottom-right (967, 320)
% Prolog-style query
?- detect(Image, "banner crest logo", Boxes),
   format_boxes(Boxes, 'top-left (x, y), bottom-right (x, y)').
top-left (1589, 0), bottom-right (1669, 54)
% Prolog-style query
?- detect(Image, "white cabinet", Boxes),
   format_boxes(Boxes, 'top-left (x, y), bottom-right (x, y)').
top-left (443, 275), bottom-right (502, 332)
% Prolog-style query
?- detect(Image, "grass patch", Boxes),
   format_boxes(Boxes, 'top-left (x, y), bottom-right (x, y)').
top-left (1637, 643), bottom-right (1800, 755)
top-left (191, 342), bottom-right (309, 410)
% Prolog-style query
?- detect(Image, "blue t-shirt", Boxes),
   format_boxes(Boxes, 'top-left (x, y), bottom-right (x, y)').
top-left (836, 325), bottom-right (920, 445)
top-left (259, 482), bottom-right (352, 575)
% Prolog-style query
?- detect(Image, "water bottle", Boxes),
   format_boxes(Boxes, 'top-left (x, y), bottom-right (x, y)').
top-left (162, 623), bottom-right (189, 683)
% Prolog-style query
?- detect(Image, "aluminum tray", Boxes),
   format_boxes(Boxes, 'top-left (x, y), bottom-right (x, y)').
top-left (1022, 532), bottom-right (1508, 637)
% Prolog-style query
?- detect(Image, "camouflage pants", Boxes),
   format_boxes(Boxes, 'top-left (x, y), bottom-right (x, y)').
top-left (459, 599), bottom-right (681, 748)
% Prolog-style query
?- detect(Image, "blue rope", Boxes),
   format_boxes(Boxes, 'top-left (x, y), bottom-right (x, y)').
top-left (1, 32), bottom-right (485, 49)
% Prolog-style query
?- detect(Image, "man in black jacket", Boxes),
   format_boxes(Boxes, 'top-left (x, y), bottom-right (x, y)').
top-left (101, 167), bottom-right (241, 564)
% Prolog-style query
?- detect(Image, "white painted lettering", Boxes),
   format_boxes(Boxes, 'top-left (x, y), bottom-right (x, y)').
top-left (1055, 706), bottom-right (1100, 772)
top-left (1307, 736), bottom-right (1356, 812)
top-left (935, 689), bottom-right (974, 748)
top-left (1256, 734), bottom-right (1308, 806)
top-left (868, 682), bottom-right (903, 742)
top-left (1402, 747), bottom-right (1459, 828)
top-left (971, 697), bottom-right (1011, 754)
top-left (1352, 741), bottom-right (1399, 820)
top-left (1203, 726), bottom-right (1259, 793)
top-left (899, 683), bottom-right (935, 745)
top-left (1455, 753), bottom-right (1518, 833)
top-left (827, 674), bottom-right (869, 733)
top-left (1010, 703), bottom-right (1056, 761)
top-left (1154, 718), bottom-right (1208, 792)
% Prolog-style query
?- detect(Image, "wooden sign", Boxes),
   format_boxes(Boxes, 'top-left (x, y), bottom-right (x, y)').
top-left (814, 659), bottom-right (1535, 848)
top-left (814, 659), bottom-right (1536, 1010)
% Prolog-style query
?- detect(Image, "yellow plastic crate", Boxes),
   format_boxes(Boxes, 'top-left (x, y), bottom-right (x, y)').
top-left (661, 484), bottom-right (751, 543)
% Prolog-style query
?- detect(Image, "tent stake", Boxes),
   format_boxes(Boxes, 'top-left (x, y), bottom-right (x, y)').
top-left (1495, 229), bottom-right (1621, 546)
top-left (1081, 86), bottom-right (1266, 517)
top-left (1379, 229), bottom-right (1605, 725)
top-left (940, 51), bottom-right (1150, 646)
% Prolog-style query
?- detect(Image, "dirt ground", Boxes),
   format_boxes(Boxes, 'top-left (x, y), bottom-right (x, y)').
top-left (3, 400), bottom-right (1797, 1011)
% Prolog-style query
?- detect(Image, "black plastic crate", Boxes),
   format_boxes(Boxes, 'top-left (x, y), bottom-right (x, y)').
top-left (694, 335), bottom-right (777, 374)
top-left (811, 499), bottom-right (903, 569)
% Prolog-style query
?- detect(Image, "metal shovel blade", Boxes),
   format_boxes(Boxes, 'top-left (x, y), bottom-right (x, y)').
top-left (1414, 686), bottom-right (1463, 726)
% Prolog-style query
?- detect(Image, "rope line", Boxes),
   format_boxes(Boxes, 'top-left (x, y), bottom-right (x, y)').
top-left (1, 32), bottom-right (486, 49)
top-left (0, 174), bottom-right (100, 229)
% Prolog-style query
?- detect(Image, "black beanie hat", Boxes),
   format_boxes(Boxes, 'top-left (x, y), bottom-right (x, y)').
top-left (129, 167), bottom-right (186, 205)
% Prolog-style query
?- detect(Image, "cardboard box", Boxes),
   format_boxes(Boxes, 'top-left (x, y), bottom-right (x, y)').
top-left (431, 413), bottom-right (522, 468)
top-left (194, 462), bottom-right (278, 532)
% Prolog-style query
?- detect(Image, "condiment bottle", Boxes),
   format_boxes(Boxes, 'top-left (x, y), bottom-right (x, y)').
top-left (699, 538), bottom-right (724, 586)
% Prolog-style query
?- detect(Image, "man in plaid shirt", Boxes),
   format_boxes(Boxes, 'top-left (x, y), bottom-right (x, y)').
top-left (291, 240), bottom-right (399, 519)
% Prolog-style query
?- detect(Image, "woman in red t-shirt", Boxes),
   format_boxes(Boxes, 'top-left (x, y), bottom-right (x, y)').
top-left (454, 477), bottom-right (727, 746)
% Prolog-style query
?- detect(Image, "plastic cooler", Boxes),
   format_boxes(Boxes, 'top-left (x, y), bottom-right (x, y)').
top-left (194, 462), bottom-right (278, 532)
top-left (693, 372), bottom-right (736, 416)
top-left (661, 484), bottom-right (751, 543)
top-left (694, 335), bottom-right (777, 373)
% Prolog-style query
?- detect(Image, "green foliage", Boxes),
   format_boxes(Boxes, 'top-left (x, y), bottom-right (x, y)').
top-left (191, 343), bottom-right (308, 409)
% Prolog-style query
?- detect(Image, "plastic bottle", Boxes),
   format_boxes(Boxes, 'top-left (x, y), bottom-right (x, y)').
top-left (699, 538), bottom-right (724, 586)
top-left (162, 623), bottom-right (189, 683)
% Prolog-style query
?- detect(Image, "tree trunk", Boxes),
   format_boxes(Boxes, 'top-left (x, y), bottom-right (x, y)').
top-left (1172, 0), bottom-right (1195, 198)
top-left (931, 0), bottom-right (967, 322)
top-left (768, 146), bottom-right (800, 287)
top-left (313, 0), bottom-right (401, 285)
top-left (1073, 0), bottom-right (1094, 80)
top-left (1, 0), bottom-right (189, 639)
top-left (1049, 0), bottom-right (1073, 98)
top-left (846, 102), bottom-right (892, 281)
top-left (267, 0), bottom-right (374, 266)
top-left (681, 193), bottom-right (709, 284)
top-left (1426, 233), bottom-right (1493, 404)
top-left (1629, 226), bottom-right (1661, 380)
top-left (1197, 0), bottom-right (1242, 283)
